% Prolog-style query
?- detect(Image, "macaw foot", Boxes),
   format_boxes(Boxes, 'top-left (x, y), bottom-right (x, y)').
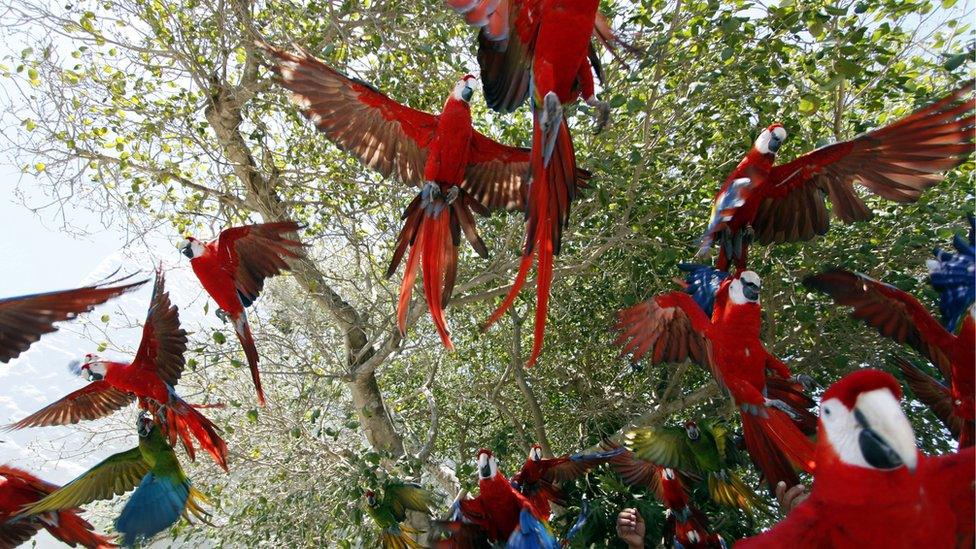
top-left (215, 309), bottom-right (229, 323)
top-left (764, 398), bottom-right (801, 421)
top-left (586, 96), bottom-right (611, 134)
top-left (741, 402), bottom-right (769, 418)
top-left (420, 182), bottom-right (460, 216)
top-left (539, 91), bottom-right (563, 168)
top-left (719, 227), bottom-right (734, 265)
top-left (791, 374), bottom-right (817, 391)
top-left (674, 505), bottom-right (692, 523)
top-left (742, 225), bottom-right (755, 245)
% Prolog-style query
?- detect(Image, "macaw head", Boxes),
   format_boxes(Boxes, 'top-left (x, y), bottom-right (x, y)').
top-left (682, 420), bottom-right (700, 440)
top-left (69, 353), bottom-right (108, 382)
top-left (754, 123), bottom-right (787, 156)
top-left (451, 74), bottom-right (479, 104)
top-left (729, 271), bottom-right (761, 305)
top-left (528, 444), bottom-right (543, 462)
top-left (476, 448), bottom-right (498, 480)
top-left (136, 411), bottom-right (154, 438)
top-left (364, 490), bottom-right (377, 508)
top-left (178, 236), bottom-right (205, 259)
top-left (819, 369), bottom-right (918, 471)
top-left (662, 467), bottom-right (676, 481)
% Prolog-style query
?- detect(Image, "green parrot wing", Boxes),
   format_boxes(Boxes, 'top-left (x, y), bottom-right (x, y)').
top-left (624, 426), bottom-right (698, 473)
top-left (383, 481), bottom-right (435, 522)
top-left (19, 447), bottom-right (149, 516)
top-left (706, 421), bottom-right (729, 462)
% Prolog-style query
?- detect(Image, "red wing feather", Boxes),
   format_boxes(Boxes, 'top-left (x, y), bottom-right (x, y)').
top-left (0, 276), bottom-right (147, 363)
top-left (258, 42), bottom-right (437, 185)
top-left (217, 221), bottom-right (306, 306)
top-left (756, 81), bottom-right (974, 244)
top-left (803, 269), bottom-right (952, 379)
top-left (6, 381), bottom-right (134, 430)
top-left (892, 355), bottom-right (961, 438)
top-left (614, 291), bottom-right (713, 370)
top-left (133, 270), bottom-right (187, 387)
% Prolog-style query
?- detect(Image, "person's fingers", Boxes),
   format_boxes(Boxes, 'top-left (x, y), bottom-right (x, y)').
top-left (775, 481), bottom-right (787, 501)
top-left (785, 484), bottom-right (806, 502)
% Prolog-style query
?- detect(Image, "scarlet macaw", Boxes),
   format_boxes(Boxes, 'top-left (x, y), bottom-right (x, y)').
top-left (0, 274), bottom-right (146, 363)
top-left (625, 420), bottom-right (766, 516)
top-left (510, 444), bottom-right (623, 517)
top-left (615, 270), bottom-right (816, 490)
top-left (0, 465), bottom-right (114, 548)
top-left (655, 466), bottom-right (727, 549)
top-left (180, 220), bottom-right (305, 406)
top-left (698, 82), bottom-right (975, 271)
top-left (449, 0), bottom-right (620, 367)
top-left (258, 43), bottom-right (586, 354)
top-left (737, 369), bottom-right (975, 548)
top-left (364, 480), bottom-right (436, 549)
top-left (19, 413), bottom-right (211, 547)
top-left (927, 215), bottom-right (975, 332)
top-left (431, 449), bottom-right (558, 548)
top-left (6, 269), bottom-right (229, 471)
top-left (804, 268), bottom-right (975, 447)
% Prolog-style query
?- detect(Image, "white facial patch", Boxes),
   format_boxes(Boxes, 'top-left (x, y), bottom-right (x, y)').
top-left (772, 126), bottom-right (787, 141)
top-left (453, 78), bottom-right (475, 101)
top-left (729, 271), bottom-right (761, 305)
top-left (755, 129), bottom-right (773, 154)
top-left (190, 240), bottom-right (205, 257)
top-left (820, 389), bottom-right (918, 470)
top-left (663, 468), bottom-right (675, 480)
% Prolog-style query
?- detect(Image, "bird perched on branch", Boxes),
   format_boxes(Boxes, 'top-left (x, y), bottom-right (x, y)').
top-left (698, 81), bottom-right (975, 271)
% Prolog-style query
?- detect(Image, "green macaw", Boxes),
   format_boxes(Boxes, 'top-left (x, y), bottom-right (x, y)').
top-left (625, 419), bottom-right (767, 516)
top-left (19, 412), bottom-right (210, 546)
top-left (364, 480), bottom-right (435, 549)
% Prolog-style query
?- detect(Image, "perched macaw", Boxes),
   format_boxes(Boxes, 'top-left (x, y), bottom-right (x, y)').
top-left (258, 43), bottom-right (584, 354)
top-left (364, 480), bottom-right (436, 549)
top-left (615, 269), bottom-right (816, 490)
top-left (19, 413), bottom-right (211, 547)
top-left (0, 274), bottom-right (146, 364)
top-left (698, 81), bottom-right (975, 271)
top-left (738, 369), bottom-right (975, 548)
top-left (449, 0), bottom-right (621, 367)
top-left (180, 220), bottom-right (305, 406)
top-left (6, 269), bottom-right (228, 471)
top-left (431, 449), bottom-right (558, 548)
top-left (510, 444), bottom-right (623, 517)
top-left (804, 268), bottom-right (975, 447)
top-left (0, 465), bottom-right (114, 548)
top-left (927, 215), bottom-right (975, 332)
top-left (625, 420), bottom-right (766, 516)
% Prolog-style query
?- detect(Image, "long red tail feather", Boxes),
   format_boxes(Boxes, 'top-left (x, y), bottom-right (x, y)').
top-left (741, 409), bottom-right (815, 490)
top-left (174, 397), bottom-right (229, 472)
top-left (233, 314), bottom-right (264, 406)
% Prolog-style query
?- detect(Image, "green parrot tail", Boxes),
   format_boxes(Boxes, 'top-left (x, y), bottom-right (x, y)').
top-left (380, 524), bottom-right (422, 549)
top-left (707, 470), bottom-right (769, 517)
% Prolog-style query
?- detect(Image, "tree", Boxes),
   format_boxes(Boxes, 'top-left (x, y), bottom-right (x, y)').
top-left (0, 0), bottom-right (971, 545)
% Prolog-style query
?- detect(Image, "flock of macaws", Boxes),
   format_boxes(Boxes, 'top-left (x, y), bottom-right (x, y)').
top-left (0, 0), bottom-right (973, 547)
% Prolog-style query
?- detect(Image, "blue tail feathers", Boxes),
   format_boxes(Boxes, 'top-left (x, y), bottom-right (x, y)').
top-left (115, 472), bottom-right (190, 546)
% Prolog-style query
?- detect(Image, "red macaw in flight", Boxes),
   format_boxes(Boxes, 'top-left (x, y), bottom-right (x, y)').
top-left (180, 221), bottom-right (305, 406)
top-left (0, 465), bottom-right (114, 548)
top-left (804, 268), bottom-right (975, 447)
top-left (738, 369), bottom-right (975, 548)
top-left (510, 443), bottom-right (623, 517)
top-left (0, 274), bottom-right (146, 364)
top-left (615, 270), bottom-right (816, 490)
top-left (449, 0), bottom-right (630, 367)
top-left (698, 81), bottom-right (974, 271)
top-left (6, 269), bottom-right (228, 472)
top-left (432, 448), bottom-right (558, 547)
top-left (258, 43), bottom-right (585, 354)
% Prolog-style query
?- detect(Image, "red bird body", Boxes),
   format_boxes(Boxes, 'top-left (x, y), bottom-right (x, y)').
top-left (260, 43), bottom-right (571, 352)
top-left (805, 269), bottom-right (975, 446)
top-left (739, 369), bottom-right (975, 548)
top-left (0, 465), bottom-right (114, 548)
top-left (659, 468), bottom-right (690, 514)
top-left (510, 444), bottom-right (622, 517)
top-left (450, 0), bottom-right (611, 367)
top-left (7, 270), bottom-right (229, 472)
top-left (616, 271), bottom-right (815, 489)
top-left (182, 221), bottom-right (305, 405)
top-left (699, 82), bottom-right (974, 271)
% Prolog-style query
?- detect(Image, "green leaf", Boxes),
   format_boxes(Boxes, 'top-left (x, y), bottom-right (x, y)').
top-left (943, 53), bottom-right (967, 71)
top-left (246, 409), bottom-right (259, 424)
top-left (835, 59), bottom-right (859, 77)
top-left (100, 314), bottom-right (110, 323)
top-left (798, 94), bottom-right (820, 115)
top-left (213, 331), bottom-right (226, 344)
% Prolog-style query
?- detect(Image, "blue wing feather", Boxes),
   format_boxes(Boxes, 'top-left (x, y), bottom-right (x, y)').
top-left (678, 263), bottom-right (729, 316)
top-left (115, 472), bottom-right (190, 546)
top-left (928, 216), bottom-right (975, 332)
top-left (507, 508), bottom-right (559, 549)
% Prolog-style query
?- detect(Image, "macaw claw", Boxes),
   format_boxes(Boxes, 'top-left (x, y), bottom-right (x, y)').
top-left (215, 309), bottom-right (229, 323)
top-left (588, 98), bottom-right (611, 134)
top-left (765, 397), bottom-right (801, 421)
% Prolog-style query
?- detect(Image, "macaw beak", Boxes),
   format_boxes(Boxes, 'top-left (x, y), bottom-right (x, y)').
top-left (461, 85), bottom-right (474, 102)
top-left (180, 242), bottom-right (193, 259)
top-left (686, 426), bottom-right (699, 440)
top-left (479, 460), bottom-right (492, 479)
top-left (742, 282), bottom-right (760, 302)
top-left (768, 135), bottom-right (782, 152)
top-left (855, 389), bottom-right (918, 471)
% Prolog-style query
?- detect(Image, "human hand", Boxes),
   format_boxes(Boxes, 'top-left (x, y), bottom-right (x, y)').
top-left (775, 481), bottom-right (809, 513)
top-left (616, 508), bottom-right (645, 549)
